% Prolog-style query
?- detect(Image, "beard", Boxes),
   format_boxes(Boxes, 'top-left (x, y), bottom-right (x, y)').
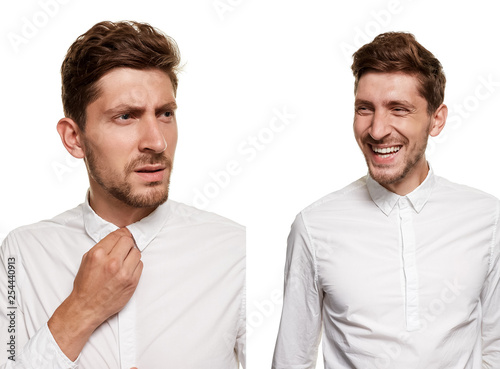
top-left (363, 124), bottom-right (431, 186)
top-left (84, 140), bottom-right (173, 209)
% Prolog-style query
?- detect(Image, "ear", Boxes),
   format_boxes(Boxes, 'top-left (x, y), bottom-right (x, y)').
top-left (429, 104), bottom-right (448, 137)
top-left (57, 118), bottom-right (85, 159)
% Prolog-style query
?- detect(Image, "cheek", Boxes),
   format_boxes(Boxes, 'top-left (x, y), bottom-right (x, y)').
top-left (401, 119), bottom-right (431, 143)
top-left (353, 118), bottom-right (368, 140)
top-left (86, 133), bottom-right (134, 168)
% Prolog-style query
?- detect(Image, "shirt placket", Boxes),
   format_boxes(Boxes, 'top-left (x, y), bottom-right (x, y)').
top-left (398, 197), bottom-right (421, 331)
top-left (118, 294), bottom-right (137, 368)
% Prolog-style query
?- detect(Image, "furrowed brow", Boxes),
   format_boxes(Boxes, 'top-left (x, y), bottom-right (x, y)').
top-left (104, 104), bottom-right (145, 116)
top-left (156, 101), bottom-right (177, 114)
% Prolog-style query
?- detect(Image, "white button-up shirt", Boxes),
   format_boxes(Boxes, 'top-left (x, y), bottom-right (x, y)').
top-left (1, 196), bottom-right (245, 369)
top-left (273, 169), bottom-right (500, 369)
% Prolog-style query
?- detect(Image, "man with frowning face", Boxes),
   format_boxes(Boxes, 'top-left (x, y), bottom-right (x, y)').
top-left (272, 32), bottom-right (500, 368)
top-left (0, 21), bottom-right (245, 369)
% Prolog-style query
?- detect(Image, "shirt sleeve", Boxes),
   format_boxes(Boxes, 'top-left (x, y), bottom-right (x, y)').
top-left (481, 200), bottom-right (500, 368)
top-left (235, 284), bottom-right (246, 369)
top-left (0, 235), bottom-right (79, 369)
top-left (272, 213), bottom-right (323, 369)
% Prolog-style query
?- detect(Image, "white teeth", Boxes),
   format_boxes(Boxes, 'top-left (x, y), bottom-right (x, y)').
top-left (372, 146), bottom-right (401, 154)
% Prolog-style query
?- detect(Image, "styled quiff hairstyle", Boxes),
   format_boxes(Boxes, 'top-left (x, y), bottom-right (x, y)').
top-left (61, 21), bottom-right (181, 131)
top-left (351, 32), bottom-right (445, 115)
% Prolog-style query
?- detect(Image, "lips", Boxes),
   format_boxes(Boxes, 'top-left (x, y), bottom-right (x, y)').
top-left (134, 164), bottom-right (167, 182)
top-left (368, 144), bottom-right (402, 163)
top-left (371, 145), bottom-right (401, 156)
top-left (135, 164), bottom-right (166, 173)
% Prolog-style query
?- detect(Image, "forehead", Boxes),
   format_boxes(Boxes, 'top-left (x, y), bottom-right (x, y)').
top-left (356, 71), bottom-right (424, 103)
top-left (92, 67), bottom-right (175, 109)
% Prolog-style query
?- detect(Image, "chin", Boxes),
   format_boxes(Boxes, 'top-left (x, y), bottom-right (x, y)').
top-left (368, 166), bottom-right (404, 186)
top-left (113, 183), bottom-right (170, 209)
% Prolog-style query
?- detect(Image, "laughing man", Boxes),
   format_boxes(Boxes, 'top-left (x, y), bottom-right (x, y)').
top-left (272, 32), bottom-right (500, 368)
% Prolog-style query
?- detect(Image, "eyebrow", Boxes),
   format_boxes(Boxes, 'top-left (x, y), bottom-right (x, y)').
top-left (104, 101), bottom-right (178, 115)
top-left (385, 99), bottom-right (416, 110)
top-left (354, 99), bottom-right (374, 108)
top-left (354, 99), bottom-right (416, 110)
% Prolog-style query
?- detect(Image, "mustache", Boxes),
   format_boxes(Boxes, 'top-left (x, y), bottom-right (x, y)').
top-left (362, 133), bottom-right (408, 146)
top-left (125, 154), bottom-right (173, 173)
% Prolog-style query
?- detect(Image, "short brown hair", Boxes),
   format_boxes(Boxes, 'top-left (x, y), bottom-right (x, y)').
top-left (61, 21), bottom-right (181, 131)
top-left (351, 32), bottom-right (445, 115)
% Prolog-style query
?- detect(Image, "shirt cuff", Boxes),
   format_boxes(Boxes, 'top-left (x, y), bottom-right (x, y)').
top-left (16, 323), bottom-right (80, 369)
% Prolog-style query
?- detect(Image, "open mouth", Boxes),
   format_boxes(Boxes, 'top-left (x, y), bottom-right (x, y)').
top-left (371, 145), bottom-right (401, 159)
top-left (135, 164), bottom-right (166, 173)
top-left (134, 165), bottom-right (167, 182)
top-left (137, 168), bottom-right (164, 173)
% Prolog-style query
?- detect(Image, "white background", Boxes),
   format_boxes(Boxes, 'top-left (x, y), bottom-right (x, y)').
top-left (1, 0), bottom-right (499, 368)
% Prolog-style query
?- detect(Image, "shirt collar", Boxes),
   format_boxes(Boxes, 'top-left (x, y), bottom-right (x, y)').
top-left (366, 165), bottom-right (436, 216)
top-left (82, 191), bottom-right (171, 252)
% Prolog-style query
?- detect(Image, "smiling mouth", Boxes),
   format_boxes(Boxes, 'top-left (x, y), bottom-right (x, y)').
top-left (371, 145), bottom-right (402, 158)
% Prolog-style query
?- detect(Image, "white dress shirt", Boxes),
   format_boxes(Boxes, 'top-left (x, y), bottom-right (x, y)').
top-left (0, 195), bottom-right (245, 369)
top-left (272, 168), bottom-right (500, 369)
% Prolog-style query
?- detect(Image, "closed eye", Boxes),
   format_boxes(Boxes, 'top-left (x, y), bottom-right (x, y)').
top-left (355, 106), bottom-right (373, 115)
top-left (392, 107), bottom-right (410, 116)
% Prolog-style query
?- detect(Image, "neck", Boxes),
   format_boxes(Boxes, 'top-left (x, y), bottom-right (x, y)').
top-left (383, 158), bottom-right (429, 196)
top-left (88, 184), bottom-right (157, 228)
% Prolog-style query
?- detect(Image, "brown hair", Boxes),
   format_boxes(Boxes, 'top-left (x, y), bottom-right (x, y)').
top-left (351, 32), bottom-right (445, 115)
top-left (61, 21), bottom-right (181, 131)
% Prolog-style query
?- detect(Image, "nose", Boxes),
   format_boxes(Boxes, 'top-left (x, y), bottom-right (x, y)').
top-left (138, 115), bottom-right (167, 153)
top-left (368, 110), bottom-right (391, 141)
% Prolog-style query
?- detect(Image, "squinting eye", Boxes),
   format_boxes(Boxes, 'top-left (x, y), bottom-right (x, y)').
top-left (393, 107), bottom-right (408, 114)
top-left (356, 107), bottom-right (371, 114)
top-left (119, 113), bottom-right (131, 120)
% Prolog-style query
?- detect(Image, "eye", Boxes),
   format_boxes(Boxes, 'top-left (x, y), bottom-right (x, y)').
top-left (355, 106), bottom-right (372, 115)
top-left (118, 113), bottom-right (131, 120)
top-left (392, 107), bottom-right (409, 115)
top-left (159, 110), bottom-right (175, 121)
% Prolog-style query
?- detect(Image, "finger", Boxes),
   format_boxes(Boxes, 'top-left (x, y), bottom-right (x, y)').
top-left (118, 227), bottom-right (132, 238)
top-left (109, 234), bottom-right (137, 261)
top-left (94, 228), bottom-right (133, 254)
top-left (122, 247), bottom-right (142, 275)
top-left (131, 259), bottom-right (143, 283)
